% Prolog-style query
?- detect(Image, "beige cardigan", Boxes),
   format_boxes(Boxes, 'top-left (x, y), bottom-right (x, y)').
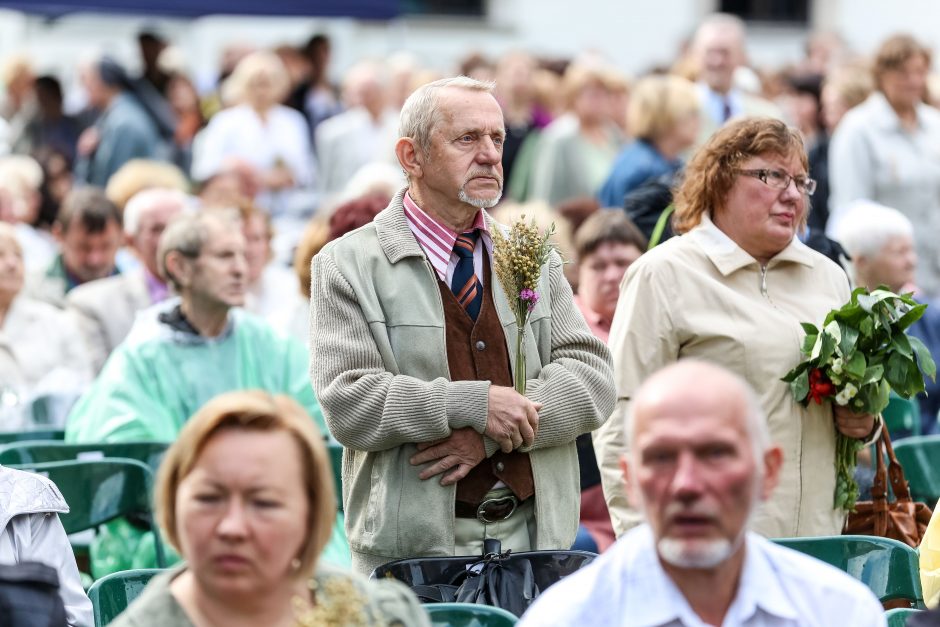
top-left (310, 189), bottom-right (615, 575)
top-left (594, 215), bottom-right (852, 538)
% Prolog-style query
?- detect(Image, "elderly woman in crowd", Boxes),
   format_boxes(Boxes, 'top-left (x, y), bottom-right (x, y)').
top-left (597, 75), bottom-right (701, 208)
top-left (0, 223), bottom-right (89, 426)
top-left (834, 201), bottom-right (940, 436)
top-left (594, 117), bottom-right (876, 539)
top-left (111, 390), bottom-right (428, 627)
top-left (527, 63), bottom-right (624, 207)
top-left (191, 51), bottom-right (314, 219)
top-left (828, 34), bottom-right (940, 295)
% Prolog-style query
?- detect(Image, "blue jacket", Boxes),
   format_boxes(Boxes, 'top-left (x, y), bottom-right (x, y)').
top-left (597, 140), bottom-right (681, 209)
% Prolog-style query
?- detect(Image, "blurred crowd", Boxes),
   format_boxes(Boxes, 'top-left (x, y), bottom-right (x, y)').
top-left (0, 10), bottom-right (939, 571)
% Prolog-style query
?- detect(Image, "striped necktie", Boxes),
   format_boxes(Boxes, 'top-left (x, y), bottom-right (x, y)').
top-left (451, 230), bottom-right (483, 320)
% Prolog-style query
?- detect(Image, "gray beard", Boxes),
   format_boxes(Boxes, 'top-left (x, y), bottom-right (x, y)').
top-left (458, 187), bottom-right (502, 209)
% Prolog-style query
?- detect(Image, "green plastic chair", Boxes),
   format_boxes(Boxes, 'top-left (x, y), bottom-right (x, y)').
top-left (0, 429), bottom-right (64, 444)
top-left (328, 441), bottom-right (343, 512)
top-left (773, 535), bottom-right (924, 607)
top-left (87, 568), bottom-right (162, 627)
top-left (0, 441), bottom-right (169, 474)
top-left (894, 435), bottom-right (940, 506)
top-left (885, 607), bottom-right (923, 627)
top-left (12, 459), bottom-right (167, 568)
top-left (883, 395), bottom-right (921, 439)
top-left (426, 603), bottom-right (518, 626)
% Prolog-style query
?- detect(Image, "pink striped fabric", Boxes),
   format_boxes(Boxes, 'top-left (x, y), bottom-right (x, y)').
top-left (402, 192), bottom-right (488, 282)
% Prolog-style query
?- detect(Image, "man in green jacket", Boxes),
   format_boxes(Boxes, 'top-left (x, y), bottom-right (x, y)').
top-left (67, 209), bottom-right (347, 575)
top-left (310, 76), bottom-right (616, 575)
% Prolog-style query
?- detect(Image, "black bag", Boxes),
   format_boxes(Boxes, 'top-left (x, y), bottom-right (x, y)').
top-left (409, 540), bottom-right (540, 617)
top-left (451, 540), bottom-right (539, 618)
top-left (0, 561), bottom-right (67, 627)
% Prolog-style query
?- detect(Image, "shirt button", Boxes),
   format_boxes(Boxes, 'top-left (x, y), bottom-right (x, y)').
top-left (495, 462), bottom-right (505, 472)
top-left (475, 340), bottom-right (486, 351)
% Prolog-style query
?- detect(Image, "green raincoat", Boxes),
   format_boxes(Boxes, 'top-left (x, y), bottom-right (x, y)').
top-left (65, 301), bottom-right (350, 575)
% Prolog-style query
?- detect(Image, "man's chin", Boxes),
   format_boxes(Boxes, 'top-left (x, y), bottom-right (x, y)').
top-left (657, 536), bottom-right (735, 570)
top-left (458, 190), bottom-right (503, 210)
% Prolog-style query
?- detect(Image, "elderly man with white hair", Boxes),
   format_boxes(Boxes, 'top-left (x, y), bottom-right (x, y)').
top-left (834, 201), bottom-right (940, 435)
top-left (519, 361), bottom-right (885, 627)
top-left (690, 13), bottom-right (783, 143)
top-left (66, 187), bottom-right (187, 373)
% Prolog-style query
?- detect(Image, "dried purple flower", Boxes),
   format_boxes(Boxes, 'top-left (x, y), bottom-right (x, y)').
top-left (520, 288), bottom-right (539, 312)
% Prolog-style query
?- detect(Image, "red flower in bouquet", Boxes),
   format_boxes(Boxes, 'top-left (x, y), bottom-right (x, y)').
top-left (807, 368), bottom-right (835, 404)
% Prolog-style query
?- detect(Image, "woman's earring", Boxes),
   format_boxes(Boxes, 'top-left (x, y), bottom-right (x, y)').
top-left (291, 558), bottom-right (302, 571)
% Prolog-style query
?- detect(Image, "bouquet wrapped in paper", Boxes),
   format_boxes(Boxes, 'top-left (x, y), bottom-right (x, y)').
top-left (782, 287), bottom-right (936, 511)
top-left (491, 217), bottom-right (556, 394)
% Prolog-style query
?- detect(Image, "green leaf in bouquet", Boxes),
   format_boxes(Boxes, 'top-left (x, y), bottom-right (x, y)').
top-left (903, 362), bottom-right (927, 397)
top-left (890, 332), bottom-right (913, 358)
top-left (819, 330), bottom-right (837, 365)
top-left (845, 351), bottom-right (866, 379)
top-left (858, 317), bottom-right (874, 338)
top-left (781, 361), bottom-right (811, 383)
top-left (838, 324), bottom-right (860, 361)
top-left (801, 332), bottom-right (818, 355)
top-left (898, 302), bottom-right (928, 332)
top-left (872, 379), bottom-right (891, 415)
top-left (862, 364), bottom-right (884, 385)
top-left (800, 321), bottom-right (820, 335)
top-left (790, 368), bottom-right (810, 403)
top-left (884, 351), bottom-right (911, 391)
top-left (909, 334), bottom-right (938, 380)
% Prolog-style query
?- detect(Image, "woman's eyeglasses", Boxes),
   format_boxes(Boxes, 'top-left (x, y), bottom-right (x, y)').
top-left (738, 168), bottom-right (817, 196)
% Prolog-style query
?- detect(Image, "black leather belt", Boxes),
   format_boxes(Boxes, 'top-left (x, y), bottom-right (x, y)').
top-left (455, 494), bottom-right (519, 524)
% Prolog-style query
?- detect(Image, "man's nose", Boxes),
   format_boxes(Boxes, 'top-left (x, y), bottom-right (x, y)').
top-left (476, 136), bottom-right (502, 164)
top-left (670, 451), bottom-right (705, 500)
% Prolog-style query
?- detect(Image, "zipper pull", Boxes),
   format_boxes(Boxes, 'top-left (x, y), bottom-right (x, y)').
top-left (759, 265), bottom-right (769, 297)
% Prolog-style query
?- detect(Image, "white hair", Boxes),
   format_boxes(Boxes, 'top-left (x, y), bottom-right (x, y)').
top-left (831, 200), bottom-right (913, 260)
top-left (123, 188), bottom-right (190, 237)
top-left (398, 75), bottom-right (496, 156)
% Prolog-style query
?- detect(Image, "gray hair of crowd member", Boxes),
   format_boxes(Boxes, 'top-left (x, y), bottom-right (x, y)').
top-left (831, 201), bottom-right (913, 260)
top-left (574, 209), bottom-right (648, 260)
top-left (692, 12), bottom-right (746, 47)
top-left (398, 75), bottom-right (496, 156)
top-left (157, 209), bottom-right (240, 291)
top-left (624, 360), bottom-right (773, 466)
top-left (56, 187), bottom-right (122, 233)
top-left (123, 188), bottom-right (190, 237)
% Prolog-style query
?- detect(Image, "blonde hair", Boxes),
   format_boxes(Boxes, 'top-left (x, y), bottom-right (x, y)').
top-left (222, 50), bottom-right (291, 107)
top-left (628, 75), bottom-right (700, 142)
top-left (294, 216), bottom-right (330, 299)
top-left (873, 34), bottom-right (931, 92)
top-left (155, 391), bottom-right (335, 577)
top-left (105, 159), bottom-right (189, 211)
top-left (561, 63), bottom-right (610, 109)
top-left (672, 117), bottom-right (806, 234)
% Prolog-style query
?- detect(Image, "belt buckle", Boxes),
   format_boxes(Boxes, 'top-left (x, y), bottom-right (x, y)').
top-left (476, 495), bottom-right (518, 524)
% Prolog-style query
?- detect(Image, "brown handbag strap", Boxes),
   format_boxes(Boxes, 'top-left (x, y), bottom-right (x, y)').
top-left (871, 431), bottom-right (887, 502)
top-left (880, 426), bottom-right (914, 502)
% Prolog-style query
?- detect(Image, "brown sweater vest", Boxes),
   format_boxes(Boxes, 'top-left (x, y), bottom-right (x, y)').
top-left (437, 255), bottom-right (535, 506)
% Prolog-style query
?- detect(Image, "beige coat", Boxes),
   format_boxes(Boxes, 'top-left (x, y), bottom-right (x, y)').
top-left (594, 215), bottom-right (851, 538)
top-left (66, 268), bottom-right (153, 374)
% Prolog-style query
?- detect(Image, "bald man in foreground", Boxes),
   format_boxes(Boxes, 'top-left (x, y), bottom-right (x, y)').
top-left (520, 361), bottom-right (885, 627)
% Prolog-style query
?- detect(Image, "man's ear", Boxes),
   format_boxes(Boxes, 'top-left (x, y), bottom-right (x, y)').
top-left (395, 137), bottom-right (423, 181)
top-left (759, 446), bottom-right (784, 501)
top-left (619, 455), bottom-right (638, 508)
top-left (164, 251), bottom-right (192, 290)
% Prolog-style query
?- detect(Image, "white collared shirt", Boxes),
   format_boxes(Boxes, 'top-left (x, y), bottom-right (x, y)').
top-left (518, 526), bottom-right (886, 627)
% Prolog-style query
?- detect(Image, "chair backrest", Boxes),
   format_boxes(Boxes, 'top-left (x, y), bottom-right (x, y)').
top-left (0, 441), bottom-right (169, 474)
top-left (773, 535), bottom-right (924, 607)
top-left (885, 607), bottom-right (923, 627)
top-left (0, 429), bottom-right (64, 444)
top-left (426, 602), bottom-right (518, 626)
top-left (87, 568), bottom-right (163, 627)
top-left (12, 459), bottom-right (167, 567)
top-left (894, 435), bottom-right (940, 505)
top-left (884, 395), bottom-right (921, 440)
top-left (327, 441), bottom-right (343, 512)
